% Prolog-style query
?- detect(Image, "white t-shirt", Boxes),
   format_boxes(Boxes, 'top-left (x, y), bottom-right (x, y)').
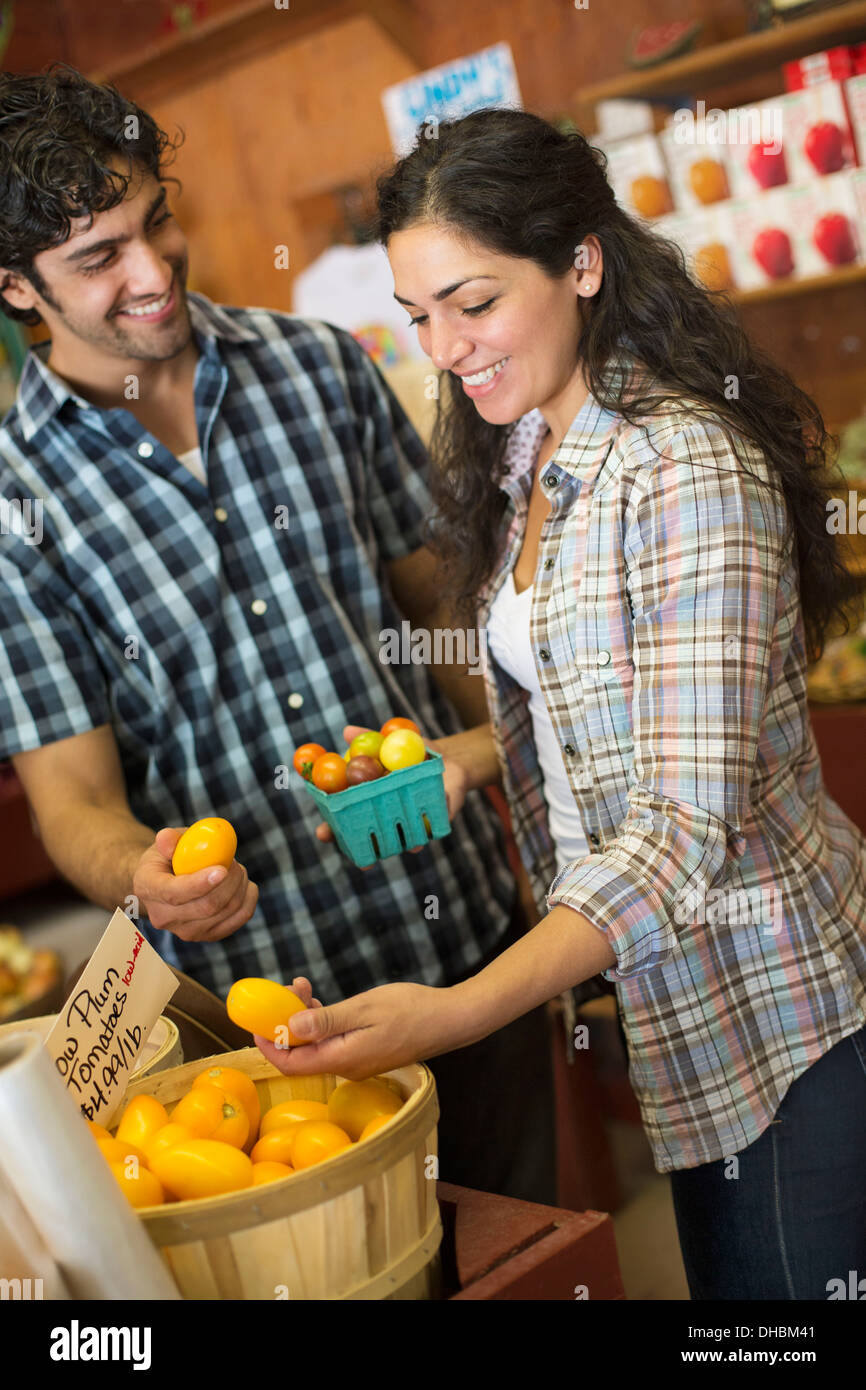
top-left (486, 571), bottom-right (589, 865)
top-left (177, 446), bottom-right (206, 484)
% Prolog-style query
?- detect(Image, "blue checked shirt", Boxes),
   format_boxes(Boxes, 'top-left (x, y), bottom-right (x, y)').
top-left (478, 349), bottom-right (866, 1171)
top-left (0, 292), bottom-right (515, 1001)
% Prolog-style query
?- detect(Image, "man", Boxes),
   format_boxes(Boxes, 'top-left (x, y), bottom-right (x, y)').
top-left (0, 66), bottom-right (556, 1203)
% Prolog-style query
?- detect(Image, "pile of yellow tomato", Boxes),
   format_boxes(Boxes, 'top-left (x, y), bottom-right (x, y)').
top-left (87, 1066), bottom-right (404, 1209)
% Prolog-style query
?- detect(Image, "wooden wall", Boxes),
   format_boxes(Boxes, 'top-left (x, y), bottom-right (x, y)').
top-left (3, 0), bottom-right (864, 430)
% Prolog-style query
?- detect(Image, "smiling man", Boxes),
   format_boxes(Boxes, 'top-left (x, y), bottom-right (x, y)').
top-left (0, 66), bottom-right (558, 1204)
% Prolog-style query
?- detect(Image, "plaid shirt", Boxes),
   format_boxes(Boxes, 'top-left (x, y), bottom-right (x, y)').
top-left (0, 293), bottom-right (515, 1000)
top-left (479, 350), bottom-right (866, 1171)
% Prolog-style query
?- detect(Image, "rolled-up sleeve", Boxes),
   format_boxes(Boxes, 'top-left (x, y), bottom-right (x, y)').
top-left (546, 421), bottom-right (788, 981)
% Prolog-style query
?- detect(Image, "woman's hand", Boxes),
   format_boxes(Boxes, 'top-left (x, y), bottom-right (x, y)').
top-left (253, 975), bottom-right (475, 1080)
top-left (313, 724), bottom-right (470, 850)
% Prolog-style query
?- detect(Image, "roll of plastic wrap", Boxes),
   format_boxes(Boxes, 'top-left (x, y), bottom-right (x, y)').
top-left (0, 1031), bottom-right (180, 1300)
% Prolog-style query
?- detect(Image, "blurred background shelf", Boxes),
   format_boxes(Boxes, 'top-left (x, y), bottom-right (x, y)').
top-left (577, 1), bottom-right (866, 104)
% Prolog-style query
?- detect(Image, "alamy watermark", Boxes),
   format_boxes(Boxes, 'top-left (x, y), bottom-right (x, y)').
top-left (673, 100), bottom-right (783, 155)
top-left (0, 496), bottom-right (43, 545)
top-left (674, 882), bottom-right (781, 934)
top-left (379, 620), bottom-right (488, 675)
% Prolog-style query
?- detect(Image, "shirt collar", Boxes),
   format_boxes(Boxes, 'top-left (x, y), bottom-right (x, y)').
top-left (502, 344), bottom-right (641, 486)
top-left (14, 291), bottom-right (258, 445)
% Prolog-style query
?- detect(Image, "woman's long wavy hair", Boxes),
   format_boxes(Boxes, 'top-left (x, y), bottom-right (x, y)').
top-left (375, 108), bottom-right (862, 662)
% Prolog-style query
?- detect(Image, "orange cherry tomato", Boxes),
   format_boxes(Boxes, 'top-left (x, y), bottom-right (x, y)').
top-left (289, 1120), bottom-right (353, 1170)
top-left (259, 1099), bottom-right (329, 1135)
top-left (250, 1125), bottom-right (305, 1165)
top-left (170, 1083), bottom-right (249, 1149)
top-left (95, 1135), bottom-right (149, 1168)
top-left (252, 1161), bottom-right (295, 1185)
top-left (172, 817), bottom-right (237, 875)
top-left (192, 1065), bottom-right (261, 1152)
top-left (310, 752), bottom-right (348, 794)
top-left (142, 1122), bottom-right (193, 1163)
top-left (327, 1079), bottom-right (403, 1141)
top-left (225, 977), bottom-right (310, 1046)
top-left (380, 717), bottom-right (420, 738)
top-left (116, 1094), bottom-right (169, 1150)
top-left (293, 743), bottom-right (326, 780)
top-left (359, 1114), bottom-right (395, 1141)
top-left (150, 1139), bottom-right (254, 1200)
top-left (108, 1161), bottom-right (164, 1209)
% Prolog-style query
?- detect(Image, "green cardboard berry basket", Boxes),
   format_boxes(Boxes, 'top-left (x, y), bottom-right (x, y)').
top-left (302, 749), bottom-right (451, 868)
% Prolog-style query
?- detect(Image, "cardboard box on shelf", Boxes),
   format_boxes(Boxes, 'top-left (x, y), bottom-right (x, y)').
top-left (659, 120), bottom-right (731, 212)
top-left (727, 186), bottom-right (799, 290)
top-left (723, 94), bottom-right (793, 199)
top-left (843, 74), bottom-right (866, 166)
top-left (786, 171), bottom-right (863, 277)
top-left (783, 46), bottom-right (856, 92)
top-left (782, 81), bottom-right (857, 184)
top-left (654, 204), bottom-right (739, 292)
top-left (592, 132), bottom-right (673, 222)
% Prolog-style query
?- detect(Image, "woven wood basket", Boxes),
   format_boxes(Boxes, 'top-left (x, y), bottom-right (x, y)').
top-left (119, 1046), bottom-right (442, 1301)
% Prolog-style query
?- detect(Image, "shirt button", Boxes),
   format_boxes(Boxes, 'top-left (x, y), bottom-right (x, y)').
top-left (596, 650), bottom-right (611, 666)
top-left (250, 599), bottom-right (268, 616)
top-left (543, 473), bottom-right (559, 489)
top-left (589, 833), bottom-right (601, 847)
top-left (543, 558), bottom-right (554, 570)
top-left (137, 441), bottom-right (154, 458)
top-left (214, 507), bottom-right (228, 523)
top-left (564, 743), bottom-right (576, 756)
top-left (539, 648), bottom-right (551, 661)
top-left (287, 692), bottom-right (304, 710)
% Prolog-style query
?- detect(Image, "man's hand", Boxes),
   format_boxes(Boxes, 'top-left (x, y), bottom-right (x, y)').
top-left (314, 724), bottom-right (470, 851)
top-left (133, 827), bottom-right (259, 941)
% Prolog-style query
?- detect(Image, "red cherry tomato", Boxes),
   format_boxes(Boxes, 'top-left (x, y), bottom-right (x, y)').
top-left (293, 743), bottom-right (326, 780)
top-left (311, 752), bottom-right (349, 793)
top-left (380, 717), bottom-right (420, 738)
top-left (345, 755), bottom-right (386, 785)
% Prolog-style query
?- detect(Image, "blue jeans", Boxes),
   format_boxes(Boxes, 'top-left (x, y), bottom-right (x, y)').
top-left (669, 1024), bottom-right (866, 1300)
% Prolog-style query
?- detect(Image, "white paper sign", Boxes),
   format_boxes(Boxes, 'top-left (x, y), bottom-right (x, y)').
top-left (43, 909), bottom-right (178, 1126)
top-left (381, 42), bottom-right (523, 157)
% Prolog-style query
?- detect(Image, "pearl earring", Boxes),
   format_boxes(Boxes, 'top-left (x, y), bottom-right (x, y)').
top-left (583, 281), bottom-right (592, 290)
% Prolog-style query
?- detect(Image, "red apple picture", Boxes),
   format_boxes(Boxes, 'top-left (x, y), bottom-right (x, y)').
top-left (747, 142), bottom-right (788, 189)
top-left (813, 212), bottom-right (858, 266)
top-left (752, 227), bottom-right (794, 279)
top-left (804, 121), bottom-right (845, 175)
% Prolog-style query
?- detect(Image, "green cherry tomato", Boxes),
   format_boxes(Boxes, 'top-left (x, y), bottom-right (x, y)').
top-left (348, 730), bottom-right (385, 760)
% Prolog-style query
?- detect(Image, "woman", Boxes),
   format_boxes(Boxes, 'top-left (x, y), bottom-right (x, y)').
top-left (263, 110), bottom-right (866, 1300)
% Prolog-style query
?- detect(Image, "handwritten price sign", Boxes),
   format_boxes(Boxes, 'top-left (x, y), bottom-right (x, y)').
top-left (44, 909), bottom-right (178, 1126)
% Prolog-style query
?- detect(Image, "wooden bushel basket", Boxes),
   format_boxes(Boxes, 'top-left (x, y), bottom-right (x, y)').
top-left (119, 1046), bottom-right (443, 1300)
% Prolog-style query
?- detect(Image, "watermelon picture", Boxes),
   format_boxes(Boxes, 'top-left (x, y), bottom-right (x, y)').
top-left (626, 20), bottom-right (703, 70)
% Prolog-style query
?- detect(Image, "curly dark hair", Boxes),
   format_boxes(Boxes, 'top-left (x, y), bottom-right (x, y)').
top-left (0, 63), bottom-right (182, 325)
top-left (376, 108), bottom-right (863, 663)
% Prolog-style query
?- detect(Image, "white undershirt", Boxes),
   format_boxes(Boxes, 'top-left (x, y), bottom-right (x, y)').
top-left (177, 446), bottom-right (206, 484)
top-left (486, 571), bottom-right (589, 865)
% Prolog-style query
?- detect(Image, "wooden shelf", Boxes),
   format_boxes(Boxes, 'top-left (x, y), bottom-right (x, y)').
top-left (577, 1), bottom-right (866, 104)
top-left (90, 0), bottom-right (423, 100)
top-left (731, 262), bottom-right (866, 305)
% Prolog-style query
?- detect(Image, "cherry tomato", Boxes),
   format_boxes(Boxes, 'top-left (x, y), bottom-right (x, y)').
top-left (225, 977), bottom-right (310, 1046)
top-left (259, 1099), bottom-right (329, 1135)
top-left (192, 1065), bottom-right (261, 1152)
top-left (108, 1161), bottom-right (165, 1209)
top-left (150, 1139), bottom-right (254, 1200)
top-left (293, 743), bottom-right (326, 780)
top-left (252, 1161), bottom-right (295, 1185)
top-left (170, 1084), bottom-right (250, 1149)
top-left (289, 1120), bottom-right (354, 1170)
top-left (311, 752), bottom-right (349, 793)
top-left (250, 1125), bottom-right (305, 1165)
top-left (327, 1079), bottom-right (403, 1141)
top-left (172, 817), bottom-right (237, 875)
top-left (380, 717), bottom-right (420, 738)
top-left (142, 1122), bottom-right (194, 1164)
top-left (116, 1094), bottom-right (169, 1151)
top-left (379, 729), bottom-right (426, 771)
top-left (348, 730), bottom-right (385, 759)
top-left (345, 755), bottom-right (385, 785)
